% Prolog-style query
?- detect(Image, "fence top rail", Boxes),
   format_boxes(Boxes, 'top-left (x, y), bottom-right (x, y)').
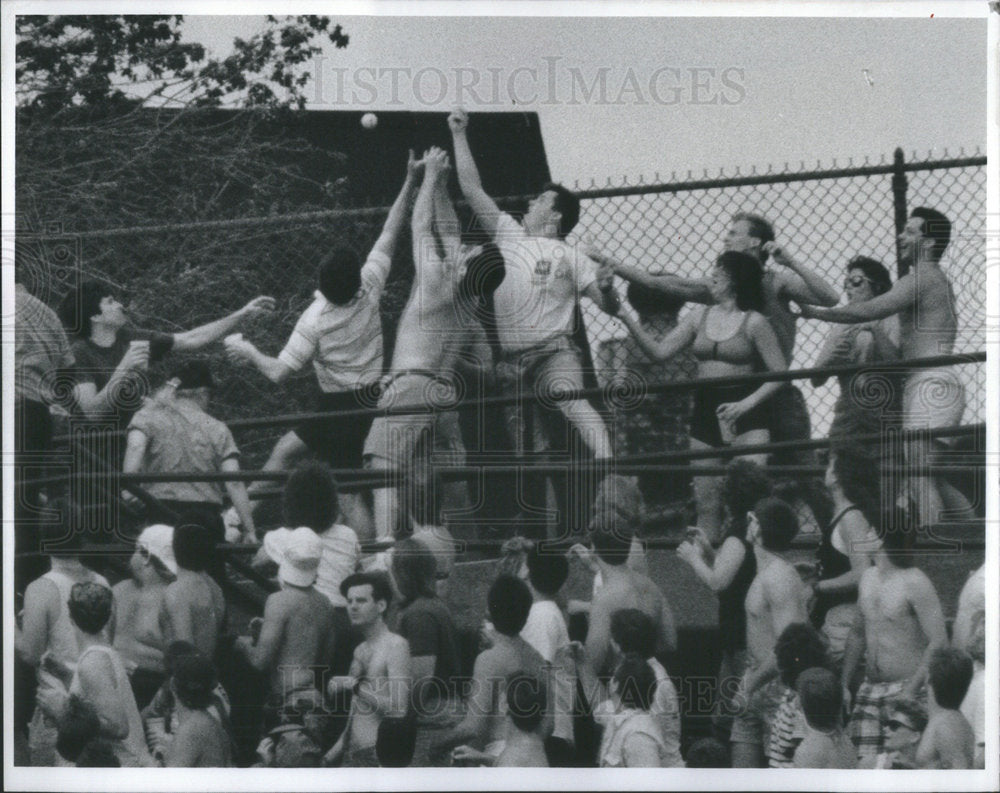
top-left (62, 154), bottom-right (985, 239)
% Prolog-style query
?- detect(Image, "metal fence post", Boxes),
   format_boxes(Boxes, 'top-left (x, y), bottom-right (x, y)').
top-left (892, 147), bottom-right (909, 277)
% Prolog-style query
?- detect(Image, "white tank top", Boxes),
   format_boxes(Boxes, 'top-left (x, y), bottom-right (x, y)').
top-left (36, 568), bottom-right (109, 694)
top-left (70, 644), bottom-right (155, 767)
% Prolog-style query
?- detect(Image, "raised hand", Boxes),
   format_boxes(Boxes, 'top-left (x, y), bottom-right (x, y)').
top-left (406, 148), bottom-right (424, 180)
top-left (422, 146), bottom-right (451, 176)
top-left (763, 241), bottom-right (792, 267)
top-left (448, 107), bottom-right (469, 133)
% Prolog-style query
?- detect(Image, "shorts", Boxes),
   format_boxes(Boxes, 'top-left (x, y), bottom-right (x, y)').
top-left (729, 673), bottom-right (786, 749)
top-left (849, 677), bottom-right (927, 760)
top-left (690, 383), bottom-right (771, 448)
top-left (295, 387), bottom-right (379, 470)
top-left (768, 384), bottom-right (813, 466)
top-left (496, 335), bottom-right (587, 400)
top-left (343, 744), bottom-right (380, 768)
top-left (902, 367), bottom-right (966, 433)
top-left (363, 372), bottom-right (453, 467)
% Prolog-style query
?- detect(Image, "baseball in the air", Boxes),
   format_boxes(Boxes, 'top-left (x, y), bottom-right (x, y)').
top-left (361, 113), bottom-right (378, 129)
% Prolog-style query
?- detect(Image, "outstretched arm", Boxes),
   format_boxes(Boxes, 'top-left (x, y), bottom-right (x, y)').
top-left (172, 296), bottom-right (276, 352)
top-left (765, 242), bottom-right (839, 307)
top-left (620, 307), bottom-right (698, 362)
top-left (412, 147), bottom-right (451, 283)
top-left (433, 169), bottom-right (462, 264)
top-left (370, 150), bottom-right (422, 261)
top-left (588, 246), bottom-right (713, 305)
top-left (448, 108), bottom-right (502, 238)
top-left (801, 275), bottom-right (916, 324)
top-left (225, 338), bottom-right (296, 384)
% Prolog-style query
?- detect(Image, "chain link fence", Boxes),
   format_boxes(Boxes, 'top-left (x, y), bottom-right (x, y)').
top-left (43, 149), bottom-right (986, 476)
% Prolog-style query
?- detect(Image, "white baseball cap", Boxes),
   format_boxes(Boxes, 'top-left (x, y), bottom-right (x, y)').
top-left (137, 524), bottom-right (178, 576)
top-left (264, 527), bottom-right (322, 587)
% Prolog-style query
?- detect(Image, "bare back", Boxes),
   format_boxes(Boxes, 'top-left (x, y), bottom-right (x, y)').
top-left (744, 557), bottom-right (808, 668)
top-left (165, 573), bottom-right (225, 660)
top-left (112, 579), bottom-right (169, 672)
top-left (476, 638), bottom-right (547, 749)
top-left (267, 588), bottom-right (337, 694)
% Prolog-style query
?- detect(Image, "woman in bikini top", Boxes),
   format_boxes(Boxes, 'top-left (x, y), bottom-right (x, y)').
top-left (691, 306), bottom-right (757, 368)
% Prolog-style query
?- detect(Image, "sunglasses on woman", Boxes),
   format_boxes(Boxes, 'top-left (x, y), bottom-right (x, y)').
top-left (844, 274), bottom-right (874, 289)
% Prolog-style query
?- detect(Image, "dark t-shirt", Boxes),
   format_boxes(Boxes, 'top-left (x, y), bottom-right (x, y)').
top-left (397, 596), bottom-right (461, 690)
top-left (718, 535), bottom-right (757, 655)
top-left (71, 327), bottom-right (174, 426)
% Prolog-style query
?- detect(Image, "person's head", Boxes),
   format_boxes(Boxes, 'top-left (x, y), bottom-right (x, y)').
top-left (685, 737), bottom-right (729, 768)
top-left (710, 251), bottom-right (765, 311)
top-left (456, 241), bottom-right (506, 308)
top-left (164, 640), bottom-right (201, 676)
top-left (58, 280), bottom-right (126, 339)
top-left (609, 608), bottom-right (656, 660)
top-left (878, 503), bottom-right (917, 568)
top-left (264, 526), bottom-right (323, 589)
top-left (376, 715), bottom-right (417, 767)
top-left (903, 207), bottom-right (951, 263)
top-left (885, 698), bottom-right (928, 752)
top-left (487, 574), bottom-right (533, 636)
top-left (796, 666), bottom-right (843, 732)
top-left (845, 256), bottom-right (892, 303)
top-left (172, 522), bottom-right (214, 573)
top-left (775, 622), bottom-right (829, 687)
top-left (56, 696), bottom-right (102, 764)
top-left (171, 650), bottom-right (218, 711)
top-left (827, 441), bottom-right (882, 528)
top-left (170, 359), bottom-right (214, 410)
top-left (588, 512), bottom-right (633, 567)
top-left (928, 646), bottom-right (974, 710)
top-left (75, 740), bottom-right (121, 767)
top-left (524, 183), bottom-right (580, 239)
top-left (611, 652), bottom-right (657, 712)
top-left (318, 247), bottom-right (363, 305)
top-left (506, 673), bottom-right (548, 734)
top-left (723, 459), bottom-right (773, 538)
top-left (391, 537), bottom-right (438, 604)
top-left (341, 571), bottom-right (393, 627)
top-left (626, 281), bottom-right (687, 318)
top-left (282, 461), bottom-right (339, 532)
top-left (726, 213), bottom-right (775, 263)
top-left (525, 544), bottom-right (569, 599)
top-left (747, 496), bottom-right (799, 552)
top-left (131, 523), bottom-right (178, 583)
top-left (68, 581), bottom-right (113, 635)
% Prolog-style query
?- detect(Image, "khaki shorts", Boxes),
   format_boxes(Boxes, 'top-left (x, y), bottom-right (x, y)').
top-left (363, 372), bottom-right (454, 466)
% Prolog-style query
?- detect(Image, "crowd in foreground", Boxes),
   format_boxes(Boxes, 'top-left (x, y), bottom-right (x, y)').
top-left (13, 448), bottom-right (986, 770)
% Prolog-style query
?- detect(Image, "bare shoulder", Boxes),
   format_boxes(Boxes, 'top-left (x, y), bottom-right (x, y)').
top-left (25, 576), bottom-right (60, 607)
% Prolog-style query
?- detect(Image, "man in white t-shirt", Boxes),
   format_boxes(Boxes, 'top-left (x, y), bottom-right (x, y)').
top-left (448, 109), bottom-right (619, 517)
top-left (226, 155), bottom-right (422, 537)
top-left (520, 545), bottom-right (570, 663)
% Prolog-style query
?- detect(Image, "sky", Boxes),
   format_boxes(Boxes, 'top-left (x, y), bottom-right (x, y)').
top-left (179, 12), bottom-right (988, 185)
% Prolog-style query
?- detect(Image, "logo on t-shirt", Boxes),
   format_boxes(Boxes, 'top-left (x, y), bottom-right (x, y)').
top-left (534, 259), bottom-right (552, 276)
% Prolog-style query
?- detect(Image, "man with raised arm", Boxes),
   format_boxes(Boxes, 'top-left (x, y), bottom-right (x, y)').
top-left (225, 155), bottom-right (423, 538)
top-left (361, 146), bottom-right (506, 542)
top-left (801, 208), bottom-right (969, 527)
top-left (841, 505), bottom-right (948, 762)
top-left (447, 108), bottom-right (620, 497)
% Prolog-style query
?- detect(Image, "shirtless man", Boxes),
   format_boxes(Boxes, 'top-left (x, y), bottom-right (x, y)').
top-left (731, 497), bottom-right (810, 768)
top-left (583, 517), bottom-right (676, 677)
top-left (235, 527), bottom-right (337, 715)
top-left (841, 505), bottom-right (947, 762)
top-left (916, 646), bottom-right (975, 769)
top-left (112, 524), bottom-right (177, 710)
top-left (325, 572), bottom-right (411, 768)
top-left (163, 524), bottom-right (226, 660)
top-left (430, 575), bottom-right (547, 765)
top-left (363, 146), bottom-right (506, 540)
top-left (801, 207), bottom-right (969, 526)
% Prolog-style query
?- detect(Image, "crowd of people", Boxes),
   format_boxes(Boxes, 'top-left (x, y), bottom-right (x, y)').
top-left (12, 107), bottom-right (984, 771)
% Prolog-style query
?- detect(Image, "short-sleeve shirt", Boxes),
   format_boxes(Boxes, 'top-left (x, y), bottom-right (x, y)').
top-left (492, 214), bottom-right (598, 353)
top-left (71, 327), bottom-right (174, 426)
top-left (277, 251), bottom-right (390, 393)
top-left (520, 600), bottom-right (569, 664)
top-left (648, 657), bottom-right (684, 767)
top-left (767, 687), bottom-right (807, 768)
top-left (397, 596), bottom-right (461, 693)
top-left (15, 283), bottom-right (76, 405)
top-left (315, 524), bottom-right (361, 608)
top-left (127, 397), bottom-right (239, 504)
